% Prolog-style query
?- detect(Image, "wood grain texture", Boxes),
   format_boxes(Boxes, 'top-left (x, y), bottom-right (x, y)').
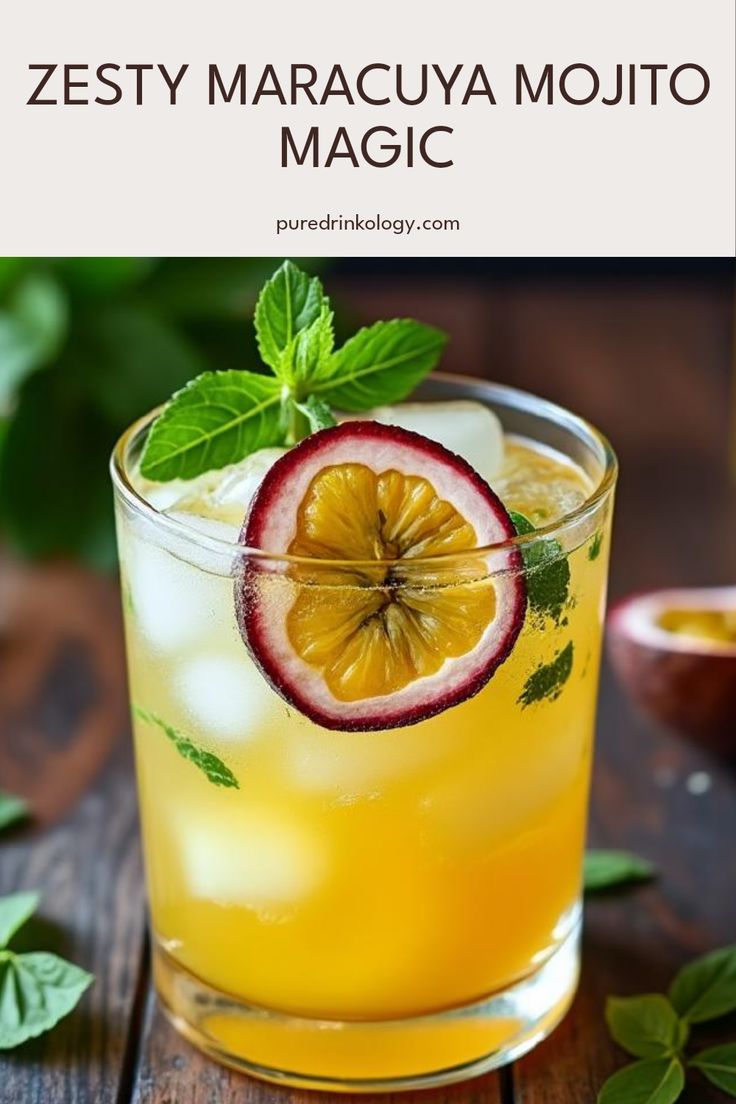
top-left (0, 559), bottom-right (146, 1104)
top-left (1, 272), bottom-right (734, 1104)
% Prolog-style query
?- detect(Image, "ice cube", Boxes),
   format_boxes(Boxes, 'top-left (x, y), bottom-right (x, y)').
top-left (168, 447), bottom-right (287, 528)
top-left (287, 727), bottom-right (447, 799)
top-left (180, 807), bottom-right (325, 908)
top-left (176, 653), bottom-right (276, 741)
top-left (366, 401), bottom-right (504, 484)
top-left (125, 535), bottom-right (226, 653)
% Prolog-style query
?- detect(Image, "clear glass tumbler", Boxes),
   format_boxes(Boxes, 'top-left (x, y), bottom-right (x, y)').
top-left (111, 375), bottom-right (617, 1091)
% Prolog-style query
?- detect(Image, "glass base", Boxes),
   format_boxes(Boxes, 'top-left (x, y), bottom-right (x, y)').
top-left (153, 913), bottom-right (580, 1093)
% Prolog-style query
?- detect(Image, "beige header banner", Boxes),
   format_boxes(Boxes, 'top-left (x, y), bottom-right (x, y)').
top-left (1, 0), bottom-right (733, 255)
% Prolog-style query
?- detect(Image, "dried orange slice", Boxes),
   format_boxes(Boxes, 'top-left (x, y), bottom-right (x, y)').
top-left (236, 422), bottom-right (525, 730)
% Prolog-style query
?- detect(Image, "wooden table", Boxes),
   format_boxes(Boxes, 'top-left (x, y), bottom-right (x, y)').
top-left (1, 268), bottom-right (735, 1103)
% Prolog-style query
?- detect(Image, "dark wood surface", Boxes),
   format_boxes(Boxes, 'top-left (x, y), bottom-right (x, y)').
top-left (1, 271), bottom-right (734, 1103)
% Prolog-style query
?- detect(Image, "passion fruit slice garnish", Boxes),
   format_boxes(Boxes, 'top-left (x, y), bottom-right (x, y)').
top-left (236, 422), bottom-right (526, 731)
top-left (608, 586), bottom-right (736, 755)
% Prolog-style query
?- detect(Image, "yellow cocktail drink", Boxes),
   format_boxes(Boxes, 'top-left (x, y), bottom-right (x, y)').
top-left (113, 376), bottom-right (615, 1090)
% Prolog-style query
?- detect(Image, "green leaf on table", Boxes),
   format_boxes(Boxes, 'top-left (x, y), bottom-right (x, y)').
top-left (510, 510), bottom-right (571, 623)
top-left (0, 274), bottom-right (67, 410)
top-left (606, 995), bottom-right (687, 1059)
top-left (133, 706), bottom-right (239, 789)
top-left (255, 260), bottom-right (326, 374)
top-left (689, 1043), bottom-right (736, 1096)
top-left (295, 395), bottom-right (338, 433)
top-left (669, 945), bottom-right (736, 1023)
top-left (0, 951), bottom-right (93, 1049)
top-left (0, 892), bottom-right (39, 948)
top-left (0, 790), bottom-right (30, 833)
top-left (139, 370), bottom-right (283, 482)
top-left (597, 1058), bottom-right (685, 1104)
top-left (518, 641), bottom-right (574, 707)
top-left (584, 850), bottom-right (656, 892)
top-left (313, 319), bottom-right (447, 411)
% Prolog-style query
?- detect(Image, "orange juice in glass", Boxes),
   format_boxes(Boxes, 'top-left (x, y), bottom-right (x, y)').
top-left (112, 368), bottom-right (615, 1091)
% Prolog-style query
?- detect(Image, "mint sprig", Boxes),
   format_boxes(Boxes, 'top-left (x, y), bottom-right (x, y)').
top-left (0, 892), bottom-right (93, 1049)
top-left (133, 705), bottom-right (239, 789)
top-left (599, 946), bottom-right (736, 1101)
top-left (509, 510), bottom-right (570, 623)
top-left (518, 641), bottom-right (574, 707)
top-left (140, 260), bottom-right (447, 482)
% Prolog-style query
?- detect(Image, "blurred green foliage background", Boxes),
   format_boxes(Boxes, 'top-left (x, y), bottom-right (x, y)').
top-left (0, 257), bottom-right (320, 569)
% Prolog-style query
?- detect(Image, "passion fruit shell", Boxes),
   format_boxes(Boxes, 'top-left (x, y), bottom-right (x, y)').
top-left (607, 586), bottom-right (736, 756)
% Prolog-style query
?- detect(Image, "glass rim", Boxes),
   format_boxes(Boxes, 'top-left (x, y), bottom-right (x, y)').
top-left (109, 372), bottom-right (618, 568)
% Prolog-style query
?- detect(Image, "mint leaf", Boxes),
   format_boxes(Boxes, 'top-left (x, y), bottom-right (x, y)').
top-left (589, 531), bottom-right (604, 560)
top-left (690, 1044), bottom-right (736, 1096)
top-left (584, 850), bottom-right (656, 892)
top-left (295, 395), bottom-right (338, 433)
top-left (0, 892), bottom-right (39, 947)
top-left (669, 945), bottom-right (736, 1023)
top-left (510, 511), bottom-right (570, 623)
top-left (518, 641), bottom-right (574, 707)
top-left (280, 303), bottom-right (334, 389)
top-left (597, 1058), bottom-right (684, 1104)
top-left (0, 951), bottom-right (93, 1049)
top-left (139, 370), bottom-right (283, 481)
top-left (606, 995), bottom-right (687, 1059)
top-left (0, 790), bottom-right (29, 833)
top-left (313, 319), bottom-right (447, 411)
top-left (133, 706), bottom-right (239, 789)
top-left (255, 260), bottom-right (325, 375)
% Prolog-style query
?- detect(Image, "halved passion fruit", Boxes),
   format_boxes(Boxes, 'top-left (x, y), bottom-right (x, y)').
top-left (236, 422), bottom-right (526, 730)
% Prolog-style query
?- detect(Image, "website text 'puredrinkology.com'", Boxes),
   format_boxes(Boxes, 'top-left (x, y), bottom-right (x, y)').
top-left (275, 214), bottom-right (461, 236)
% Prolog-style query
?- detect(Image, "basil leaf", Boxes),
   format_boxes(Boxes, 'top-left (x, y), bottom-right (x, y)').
top-left (588, 531), bottom-right (604, 560)
top-left (518, 641), bottom-right (574, 707)
top-left (669, 945), bottom-right (736, 1023)
top-left (597, 1058), bottom-right (684, 1104)
top-left (0, 790), bottom-right (29, 833)
top-left (0, 951), bottom-right (93, 1049)
top-left (510, 510), bottom-right (570, 623)
top-left (689, 1043), bottom-right (736, 1096)
top-left (139, 370), bottom-right (283, 482)
top-left (133, 706), bottom-right (239, 789)
top-left (606, 995), bottom-right (686, 1059)
top-left (314, 319), bottom-right (447, 411)
top-left (584, 850), bottom-right (656, 892)
top-left (295, 395), bottom-right (337, 433)
top-left (279, 303), bottom-right (335, 388)
top-left (255, 260), bottom-right (326, 374)
top-left (0, 893), bottom-right (39, 948)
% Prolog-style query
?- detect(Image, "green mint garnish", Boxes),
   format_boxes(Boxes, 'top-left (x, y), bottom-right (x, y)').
top-left (0, 892), bottom-right (93, 1050)
top-left (689, 1044), bottom-right (736, 1095)
top-left (589, 531), bottom-right (603, 560)
top-left (584, 850), bottom-right (656, 892)
top-left (518, 641), bottom-right (574, 707)
top-left (510, 511), bottom-right (570, 623)
top-left (598, 945), bottom-right (736, 1102)
top-left (133, 705), bottom-right (239, 789)
top-left (140, 260), bottom-right (447, 482)
top-left (0, 790), bottom-right (29, 833)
